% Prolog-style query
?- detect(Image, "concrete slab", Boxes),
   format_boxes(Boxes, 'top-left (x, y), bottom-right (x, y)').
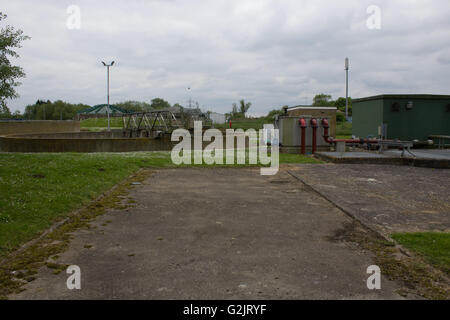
top-left (288, 164), bottom-right (450, 236)
top-left (385, 149), bottom-right (450, 160)
top-left (315, 149), bottom-right (450, 169)
top-left (318, 151), bottom-right (393, 159)
top-left (10, 168), bottom-right (404, 300)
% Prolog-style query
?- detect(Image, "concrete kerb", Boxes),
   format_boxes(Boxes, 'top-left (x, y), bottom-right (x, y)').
top-left (314, 152), bottom-right (450, 169)
top-left (286, 170), bottom-right (389, 240)
top-left (286, 169), bottom-right (418, 259)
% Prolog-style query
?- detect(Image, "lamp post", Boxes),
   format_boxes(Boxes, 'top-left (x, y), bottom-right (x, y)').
top-left (101, 61), bottom-right (114, 131)
top-left (345, 57), bottom-right (349, 120)
top-left (187, 87), bottom-right (192, 109)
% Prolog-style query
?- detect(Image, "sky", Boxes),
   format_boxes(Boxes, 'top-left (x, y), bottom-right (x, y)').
top-left (2, 0), bottom-right (450, 116)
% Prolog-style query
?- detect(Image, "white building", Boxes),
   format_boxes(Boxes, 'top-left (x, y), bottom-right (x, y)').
top-left (209, 112), bottom-right (226, 124)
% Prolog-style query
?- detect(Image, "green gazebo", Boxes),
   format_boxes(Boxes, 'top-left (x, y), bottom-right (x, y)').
top-left (77, 104), bottom-right (130, 119)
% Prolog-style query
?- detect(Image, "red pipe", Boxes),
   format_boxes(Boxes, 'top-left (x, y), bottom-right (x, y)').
top-left (310, 118), bottom-right (318, 154)
top-left (321, 119), bottom-right (333, 144)
top-left (299, 118), bottom-right (306, 155)
top-left (333, 138), bottom-right (378, 143)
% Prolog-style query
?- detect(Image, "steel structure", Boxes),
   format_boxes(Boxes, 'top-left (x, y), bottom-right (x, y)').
top-left (122, 110), bottom-right (182, 137)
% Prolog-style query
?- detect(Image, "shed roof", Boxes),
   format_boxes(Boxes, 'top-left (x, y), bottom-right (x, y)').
top-left (77, 104), bottom-right (130, 115)
top-left (353, 94), bottom-right (450, 103)
top-left (288, 105), bottom-right (337, 111)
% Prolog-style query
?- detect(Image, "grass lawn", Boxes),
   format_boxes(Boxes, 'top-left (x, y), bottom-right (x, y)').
top-left (81, 118), bottom-right (123, 128)
top-left (336, 121), bottom-right (352, 139)
top-left (0, 151), bottom-right (321, 257)
top-left (82, 117), bottom-right (354, 140)
top-left (392, 232), bottom-right (450, 274)
top-left (215, 118), bottom-right (269, 130)
top-left (81, 117), bottom-right (270, 132)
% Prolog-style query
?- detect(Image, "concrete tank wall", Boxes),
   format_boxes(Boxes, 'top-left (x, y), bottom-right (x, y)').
top-left (0, 135), bottom-right (174, 153)
top-left (0, 120), bottom-right (80, 136)
top-left (0, 131), bottom-right (252, 153)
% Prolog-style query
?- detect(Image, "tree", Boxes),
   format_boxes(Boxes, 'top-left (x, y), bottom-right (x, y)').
top-left (0, 12), bottom-right (30, 116)
top-left (334, 97), bottom-right (352, 116)
top-left (312, 94), bottom-right (333, 106)
top-left (232, 103), bottom-right (238, 116)
top-left (266, 106), bottom-right (287, 120)
top-left (239, 99), bottom-right (251, 116)
top-left (23, 100), bottom-right (89, 120)
top-left (114, 100), bottom-right (152, 112)
top-left (150, 98), bottom-right (171, 110)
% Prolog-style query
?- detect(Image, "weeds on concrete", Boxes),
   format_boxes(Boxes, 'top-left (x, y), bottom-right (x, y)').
top-left (328, 221), bottom-right (450, 300)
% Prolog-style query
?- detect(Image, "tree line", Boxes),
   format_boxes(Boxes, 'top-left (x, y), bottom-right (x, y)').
top-left (15, 98), bottom-right (186, 120)
top-left (265, 94), bottom-right (352, 123)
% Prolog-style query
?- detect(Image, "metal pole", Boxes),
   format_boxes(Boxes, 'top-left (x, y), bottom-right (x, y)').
top-left (345, 69), bottom-right (349, 119)
top-left (107, 65), bottom-right (110, 131)
top-left (345, 57), bottom-right (349, 120)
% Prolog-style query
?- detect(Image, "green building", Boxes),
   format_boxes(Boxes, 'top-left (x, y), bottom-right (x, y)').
top-left (352, 94), bottom-right (450, 141)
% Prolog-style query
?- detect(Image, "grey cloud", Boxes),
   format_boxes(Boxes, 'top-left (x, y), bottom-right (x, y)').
top-left (3, 0), bottom-right (450, 115)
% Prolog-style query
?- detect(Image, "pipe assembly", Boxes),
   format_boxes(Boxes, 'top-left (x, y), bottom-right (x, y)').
top-left (310, 118), bottom-right (318, 154)
top-left (299, 118), bottom-right (307, 155)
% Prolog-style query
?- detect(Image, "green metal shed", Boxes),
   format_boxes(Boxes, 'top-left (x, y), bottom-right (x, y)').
top-left (352, 94), bottom-right (450, 141)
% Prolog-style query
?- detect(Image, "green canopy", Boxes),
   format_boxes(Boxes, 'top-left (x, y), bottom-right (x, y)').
top-left (77, 104), bottom-right (129, 115)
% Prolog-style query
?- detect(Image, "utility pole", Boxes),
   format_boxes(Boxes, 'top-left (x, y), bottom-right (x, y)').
top-left (345, 57), bottom-right (349, 120)
top-left (102, 61), bottom-right (115, 131)
top-left (187, 87), bottom-right (192, 109)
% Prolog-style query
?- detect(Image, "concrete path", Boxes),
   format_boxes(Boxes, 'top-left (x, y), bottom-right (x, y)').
top-left (11, 168), bottom-right (404, 299)
top-left (288, 164), bottom-right (450, 236)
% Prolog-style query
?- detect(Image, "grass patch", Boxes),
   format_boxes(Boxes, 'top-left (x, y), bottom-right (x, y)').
top-left (336, 121), bottom-right (352, 139)
top-left (81, 117), bottom-right (269, 131)
top-left (392, 232), bottom-right (450, 275)
top-left (214, 118), bottom-right (269, 130)
top-left (80, 118), bottom-right (123, 128)
top-left (330, 222), bottom-right (449, 299)
top-left (0, 169), bottom-right (150, 298)
top-left (0, 151), bottom-right (321, 258)
top-left (0, 152), bottom-right (156, 257)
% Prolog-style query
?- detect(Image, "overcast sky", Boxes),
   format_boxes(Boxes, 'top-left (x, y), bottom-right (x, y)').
top-left (2, 0), bottom-right (450, 115)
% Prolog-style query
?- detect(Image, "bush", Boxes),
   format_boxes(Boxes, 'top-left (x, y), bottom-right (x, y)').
top-left (336, 112), bottom-right (346, 123)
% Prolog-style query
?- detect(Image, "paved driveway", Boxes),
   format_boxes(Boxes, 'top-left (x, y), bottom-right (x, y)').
top-left (11, 168), bottom-right (404, 299)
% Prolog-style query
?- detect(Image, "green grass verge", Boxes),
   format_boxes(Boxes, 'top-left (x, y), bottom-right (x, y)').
top-left (336, 121), bottom-right (352, 138)
top-left (214, 118), bottom-right (269, 130)
top-left (392, 232), bottom-right (450, 274)
top-left (0, 151), bottom-right (321, 257)
top-left (81, 118), bottom-right (123, 128)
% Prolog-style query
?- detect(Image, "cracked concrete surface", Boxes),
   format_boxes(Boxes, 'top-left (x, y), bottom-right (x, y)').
top-left (287, 164), bottom-right (450, 236)
top-left (11, 167), bottom-right (406, 300)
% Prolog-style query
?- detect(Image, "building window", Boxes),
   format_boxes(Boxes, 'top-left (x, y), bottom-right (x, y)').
top-left (391, 102), bottom-right (401, 112)
top-left (447, 104), bottom-right (450, 112)
top-left (406, 101), bottom-right (414, 110)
